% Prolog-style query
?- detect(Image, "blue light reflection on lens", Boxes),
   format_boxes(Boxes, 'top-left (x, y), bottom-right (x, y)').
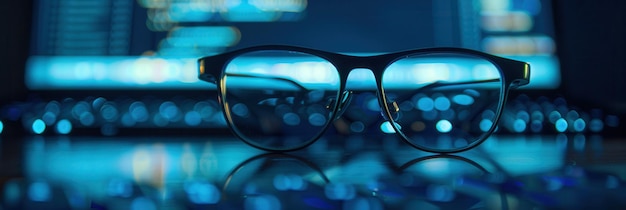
top-left (274, 104), bottom-right (291, 117)
top-left (399, 101), bottom-right (414, 111)
top-left (463, 89), bottom-right (481, 97)
top-left (435, 120), bottom-right (452, 133)
top-left (479, 119), bottom-right (493, 132)
top-left (232, 103), bottom-right (249, 117)
top-left (416, 97), bottom-right (434, 111)
top-left (380, 121), bottom-right (396, 134)
top-left (452, 94), bottom-right (474, 105)
top-left (422, 110), bottom-right (438, 121)
top-left (32, 119), bottom-right (46, 134)
top-left (308, 113), bottom-right (326, 126)
top-left (283, 113), bottom-right (301, 126)
top-left (454, 138), bottom-right (469, 147)
top-left (350, 121), bottom-right (365, 133)
top-left (366, 98), bottom-right (380, 112)
top-left (457, 110), bottom-right (469, 121)
top-left (0, 120), bottom-right (3, 134)
top-left (482, 110), bottom-right (495, 120)
top-left (433, 97), bottom-right (451, 111)
top-left (440, 109), bottom-right (455, 120)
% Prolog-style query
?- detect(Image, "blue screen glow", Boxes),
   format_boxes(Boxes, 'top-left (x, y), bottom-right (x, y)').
top-left (25, 56), bottom-right (559, 90)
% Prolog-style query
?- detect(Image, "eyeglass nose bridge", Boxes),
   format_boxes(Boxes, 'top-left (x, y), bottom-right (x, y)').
top-left (325, 90), bottom-right (353, 120)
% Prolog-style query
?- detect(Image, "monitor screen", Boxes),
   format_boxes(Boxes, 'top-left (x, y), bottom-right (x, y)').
top-left (25, 0), bottom-right (560, 90)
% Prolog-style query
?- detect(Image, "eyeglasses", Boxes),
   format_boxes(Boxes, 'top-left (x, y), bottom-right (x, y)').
top-left (198, 45), bottom-right (530, 153)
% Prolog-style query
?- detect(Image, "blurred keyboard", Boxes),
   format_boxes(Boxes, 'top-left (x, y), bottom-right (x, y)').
top-left (0, 93), bottom-right (621, 137)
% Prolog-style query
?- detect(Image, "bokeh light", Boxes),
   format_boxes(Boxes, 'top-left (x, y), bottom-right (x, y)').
top-left (28, 181), bottom-right (51, 202)
top-left (479, 119), bottom-right (493, 132)
top-left (380, 121), bottom-right (397, 134)
top-left (55, 119), bottom-right (73, 134)
top-left (32, 119), bottom-right (46, 134)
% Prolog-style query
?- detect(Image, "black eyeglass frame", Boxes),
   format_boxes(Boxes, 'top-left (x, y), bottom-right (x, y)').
top-left (198, 45), bottom-right (530, 153)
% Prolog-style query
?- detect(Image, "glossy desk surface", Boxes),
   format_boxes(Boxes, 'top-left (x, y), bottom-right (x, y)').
top-left (1, 134), bottom-right (626, 209)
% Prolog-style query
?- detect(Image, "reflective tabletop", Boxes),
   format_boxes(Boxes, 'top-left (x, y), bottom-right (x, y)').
top-left (1, 134), bottom-right (626, 209)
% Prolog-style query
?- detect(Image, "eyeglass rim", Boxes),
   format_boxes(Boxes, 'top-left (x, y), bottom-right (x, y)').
top-left (198, 45), bottom-right (531, 153)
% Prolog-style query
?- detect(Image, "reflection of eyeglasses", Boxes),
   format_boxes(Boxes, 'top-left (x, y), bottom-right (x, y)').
top-left (198, 45), bottom-right (530, 153)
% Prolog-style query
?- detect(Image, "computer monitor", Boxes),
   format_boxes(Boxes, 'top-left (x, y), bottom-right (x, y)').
top-left (24, 0), bottom-right (560, 91)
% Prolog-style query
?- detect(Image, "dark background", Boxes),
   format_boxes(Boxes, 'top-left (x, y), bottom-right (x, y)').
top-left (0, 1), bottom-right (32, 102)
top-left (553, 1), bottom-right (626, 113)
top-left (1, 1), bottom-right (626, 113)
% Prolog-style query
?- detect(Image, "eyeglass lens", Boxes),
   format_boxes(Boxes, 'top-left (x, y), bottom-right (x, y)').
top-left (382, 53), bottom-right (503, 152)
top-left (223, 50), bottom-right (341, 151)
top-left (222, 50), bottom-right (504, 152)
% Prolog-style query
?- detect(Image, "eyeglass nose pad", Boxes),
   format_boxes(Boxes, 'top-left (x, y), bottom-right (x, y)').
top-left (325, 90), bottom-right (353, 120)
top-left (381, 100), bottom-right (400, 121)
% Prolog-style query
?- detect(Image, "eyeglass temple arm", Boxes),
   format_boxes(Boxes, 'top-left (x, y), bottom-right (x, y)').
top-left (224, 73), bottom-right (311, 91)
top-left (387, 78), bottom-right (502, 110)
top-left (198, 69), bottom-right (311, 92)
top-left (419, 78), bottom-right (500, 91)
